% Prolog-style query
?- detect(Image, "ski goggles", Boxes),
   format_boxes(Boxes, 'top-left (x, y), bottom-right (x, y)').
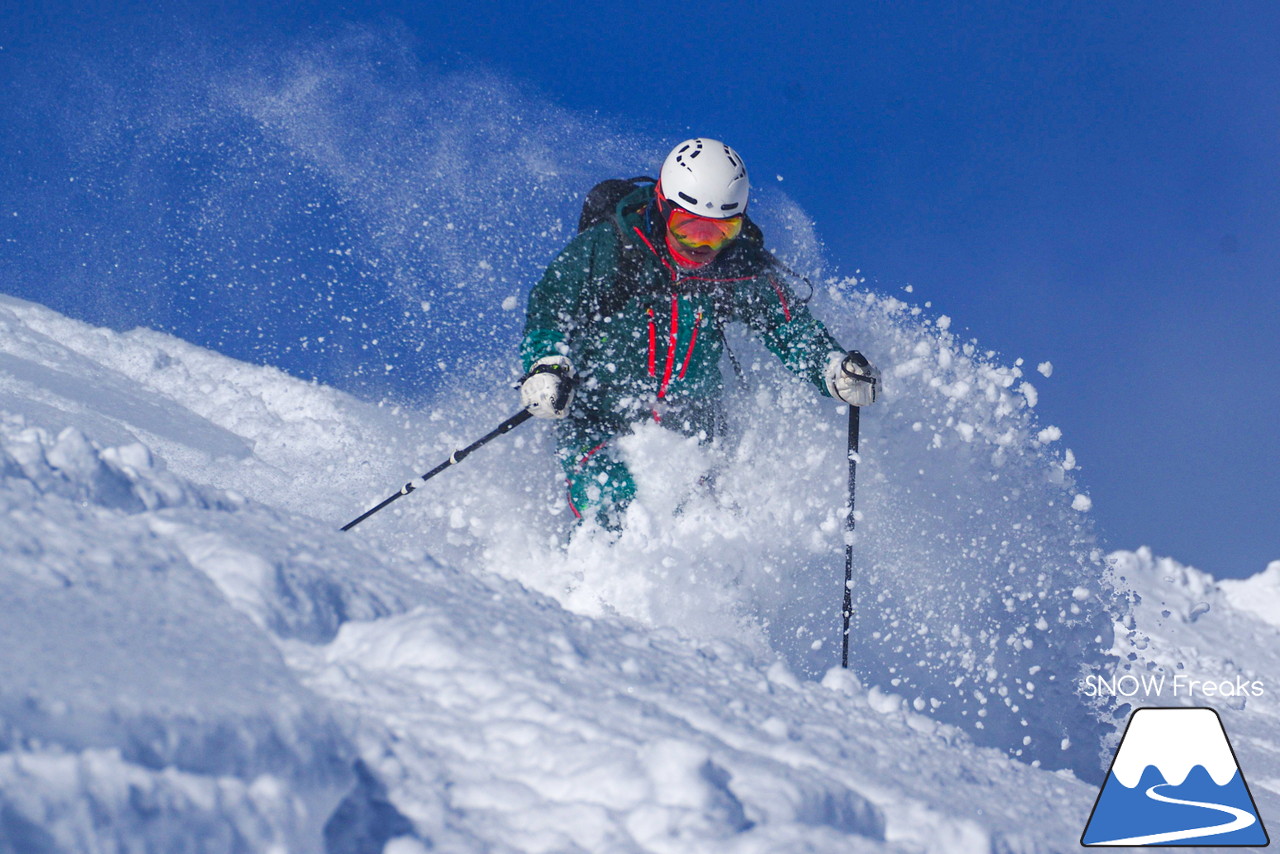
top-left (666, 206), bottom-right (744, 251)
top-left (656, 185), bottom-right (744, 251)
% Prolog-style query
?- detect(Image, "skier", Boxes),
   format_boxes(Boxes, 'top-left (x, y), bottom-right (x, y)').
top-left (518, 138), bottom-right (878, 529)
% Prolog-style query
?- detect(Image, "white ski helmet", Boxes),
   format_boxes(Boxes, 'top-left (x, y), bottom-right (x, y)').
top-left (658, 138), bottom-right (749, 219)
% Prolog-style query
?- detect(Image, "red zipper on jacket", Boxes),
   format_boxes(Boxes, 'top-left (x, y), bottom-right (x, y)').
top-left (657, 294), bottom-right (679, 399)
top-left (646, 307), bottom-right (656, 377)
top-left (678, 311), bottom-right (703, 379)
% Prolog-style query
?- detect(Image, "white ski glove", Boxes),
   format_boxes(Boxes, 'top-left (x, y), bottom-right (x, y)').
top-left (825, 350), bottom-right (880, 407)
top-left (520, 355), bottom-right (576, 419)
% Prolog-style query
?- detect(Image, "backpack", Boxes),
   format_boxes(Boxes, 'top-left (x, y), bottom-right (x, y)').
top-left (573, 176), bottom-right (654, 321)
top-left (577, 176), bottom-right (655, 233)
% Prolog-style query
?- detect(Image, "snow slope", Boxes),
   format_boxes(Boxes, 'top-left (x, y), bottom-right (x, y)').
top-left (1, 291), bottom-right (1277, 853)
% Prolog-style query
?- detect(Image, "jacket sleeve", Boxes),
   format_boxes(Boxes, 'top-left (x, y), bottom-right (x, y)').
top-left (734, 270), bottom-right (844, 396)
top-left (519, 227), bottom-right (610, 372)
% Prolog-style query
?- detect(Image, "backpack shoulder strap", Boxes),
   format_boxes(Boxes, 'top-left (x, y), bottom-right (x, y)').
top-left (578, 176), bottom-right (655, 233)
top-left (591, 214), bottom-right (651, 320)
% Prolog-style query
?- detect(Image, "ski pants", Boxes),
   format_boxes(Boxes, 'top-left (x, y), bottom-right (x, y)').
top-left (557, 397), bottom-right (724, 530)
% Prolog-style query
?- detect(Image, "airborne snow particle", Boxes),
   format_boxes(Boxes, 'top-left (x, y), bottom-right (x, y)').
top-left (1019, 382), bottom-right (1038, 408)
top-left (1071, 494), bottom-right (1092, 512)
top-left (1037, 361), bottom-right (1053, 378)
top-left (501, 296), bottom-right (518, 311)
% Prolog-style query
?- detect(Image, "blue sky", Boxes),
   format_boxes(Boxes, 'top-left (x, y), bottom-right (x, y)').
top-left (2, 1), bottom-right (1277, 577)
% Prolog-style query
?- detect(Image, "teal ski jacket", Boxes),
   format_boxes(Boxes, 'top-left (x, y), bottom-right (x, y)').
top-left (521, 184), bottom-right (842, 434)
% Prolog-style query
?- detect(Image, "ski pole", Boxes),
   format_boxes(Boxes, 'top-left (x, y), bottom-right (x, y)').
top-left (341, 409), bottom-right (534, 531)
top-left (841, 403), bottom-right (861, 669)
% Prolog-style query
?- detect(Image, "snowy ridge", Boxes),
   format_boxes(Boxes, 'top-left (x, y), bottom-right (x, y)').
top-left (1221, 560), bottom-right (1280, 629)
top-left (1, 292), bottom-right (1277, 851)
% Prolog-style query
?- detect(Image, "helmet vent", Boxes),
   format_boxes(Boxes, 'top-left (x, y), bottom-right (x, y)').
top-left (677, 191), bottom-right (699, 207)
top-left (673, 139), bottom-right (704, 172)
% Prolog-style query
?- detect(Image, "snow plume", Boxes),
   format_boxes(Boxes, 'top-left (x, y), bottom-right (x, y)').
top-left (814, 286), bottom-right (1124, 773)
top-left (360, 280), bottom-right (1124, 776)
top-left (211, 25), bottom-right (653, 392)
top-left (7, 22), bottom-right (825, 403)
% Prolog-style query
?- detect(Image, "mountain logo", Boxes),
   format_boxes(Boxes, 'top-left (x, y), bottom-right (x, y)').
top-left (1081, 706), bottom-right (1270, 846)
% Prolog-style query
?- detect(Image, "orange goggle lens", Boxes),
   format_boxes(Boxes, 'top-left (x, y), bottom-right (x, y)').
top-left (667, 207), bottom-right (743, 251)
